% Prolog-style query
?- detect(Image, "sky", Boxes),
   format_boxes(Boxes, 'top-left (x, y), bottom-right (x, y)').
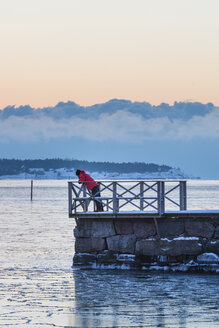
top-left (0, 0), bottom-right (219, 179)
top-left (0, 0), bottom-right (219, 108)
top-left (0, 101), bottom-right (219, 178)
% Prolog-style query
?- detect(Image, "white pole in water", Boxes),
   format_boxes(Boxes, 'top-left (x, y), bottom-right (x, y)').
top-left (31, 180), bottom-right (33, 201)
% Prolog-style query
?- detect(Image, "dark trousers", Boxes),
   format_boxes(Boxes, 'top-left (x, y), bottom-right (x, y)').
top-left (92, 185), bottom-right (103, 211)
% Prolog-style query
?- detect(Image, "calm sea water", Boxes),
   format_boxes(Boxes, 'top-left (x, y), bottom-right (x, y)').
top-left (0, 179), bottom-right (219, 327)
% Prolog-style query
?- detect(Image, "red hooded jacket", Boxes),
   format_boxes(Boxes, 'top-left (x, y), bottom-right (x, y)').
top-left (78, 170), bottom-right (98, 190)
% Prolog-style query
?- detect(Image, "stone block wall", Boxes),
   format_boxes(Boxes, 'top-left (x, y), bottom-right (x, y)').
top-left (73, 216), bottom-right (219, 272)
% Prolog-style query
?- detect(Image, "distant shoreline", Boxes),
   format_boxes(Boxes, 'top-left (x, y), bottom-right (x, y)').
top-left (0, 168), bottom-right (196, 180)
top-left (0, 159), bottom-right (195, 179)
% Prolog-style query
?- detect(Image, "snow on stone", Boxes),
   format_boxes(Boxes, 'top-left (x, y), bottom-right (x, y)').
top-left (117, 254), bottom-right (135, 262)
top-left (152, 237), bottom-right (199, 242)
top-left (197, 253), bottom-right (219, 263)
top-left (173, 237), bottom-right (199, 241)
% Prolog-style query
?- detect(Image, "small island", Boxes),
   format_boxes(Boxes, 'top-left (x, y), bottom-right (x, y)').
top-left (0, 158), bottom-right (192, 179)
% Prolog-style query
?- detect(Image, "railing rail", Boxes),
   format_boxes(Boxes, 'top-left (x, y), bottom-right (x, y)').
top-left (68, 180), bottom-right (187, 216)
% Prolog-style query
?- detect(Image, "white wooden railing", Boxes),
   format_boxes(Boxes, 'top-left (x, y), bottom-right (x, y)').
top-left (68, 180), bottom-right (187, 216)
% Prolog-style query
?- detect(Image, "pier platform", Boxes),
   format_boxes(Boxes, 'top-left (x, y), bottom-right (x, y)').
top-left (68, 179), bottom-right (188, 217)
top-left (68, 180), bottom-right (219, 272)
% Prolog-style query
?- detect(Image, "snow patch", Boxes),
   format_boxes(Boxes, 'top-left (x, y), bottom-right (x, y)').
top-left (91, 263), bottom-right (131, 270)
top-left (117, 254), bottom-right (136, 262)
top-left (159, 237), bottom-right (199, 242)
top-left (173, 237), bottom-right (199, 241)
top-left (0, 167), bottom-right (190, 180)
top-left (197, 253), bottom-right (219, 263)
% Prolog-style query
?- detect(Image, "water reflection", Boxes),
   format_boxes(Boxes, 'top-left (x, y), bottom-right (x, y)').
top-left (72, 269), bottom-right (219, 328)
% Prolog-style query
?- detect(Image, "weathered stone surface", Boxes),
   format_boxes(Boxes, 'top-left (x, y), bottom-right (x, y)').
top-left (204, 240), bottom-right (219, 255)
top-left (76, 218), bottom-right (92, 237)
top-left (136, 238), bottom-right (202, 256)
top-left (169, 239), bottom-right (202, 256)
top-left (117, 254), bottom-right (136, 262)
top-left (214, 225), bottom-right (219, 239)
top-left (76, 219), bottom-right (115, 238)
top-left (73, 227), bottom-right (80, 238)
top-left (156, 255), bottom-right (169, 264)
top-left (115, 220), bottom-right (133, 235)
top-left (197, 252), bottom-right (219, 264)
top-left (92, 220), bottom-right (115, 237)
top-left (133, 221), bottom-right (156, 238)
top-left (107, 234), bottom-right (136, 254)
top-left (136, 239), bottom-right (162, 256)
top-left (75, 237), bottom-right (105, 253)
top-left (73, 253), bottom-right (96, 265)
top-left (117, 254), bottom-right (138, 267)
top-left (185, 221), bottom-right (214, 238)
top-left (73, 216), bottom-right (218, 269)
top-left (158, 219), bottom-right (184, 238)
top-left (97, 250), bottom-right (118, 264)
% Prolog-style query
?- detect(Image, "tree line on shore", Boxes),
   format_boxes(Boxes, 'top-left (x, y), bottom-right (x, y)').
top-left (0, 159), bottom-right (172, 176)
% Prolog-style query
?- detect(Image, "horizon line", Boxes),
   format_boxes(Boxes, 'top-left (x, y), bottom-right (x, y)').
top-left (0, 98), bottom-right (217, 111)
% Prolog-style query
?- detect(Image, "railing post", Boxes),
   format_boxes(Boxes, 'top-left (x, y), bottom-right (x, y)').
top-left (68, 182), bottom-right (72, 216)
top-left (140, 181), bottom-right (144, 211)
top-left (180, 181), bottom-right (187, 210)
top-left (113, 182), bottom-right (117, 213)
top-left (158, 181), bottom-right (165, 215)
top-left (82, 184), bottom-right (88, 212)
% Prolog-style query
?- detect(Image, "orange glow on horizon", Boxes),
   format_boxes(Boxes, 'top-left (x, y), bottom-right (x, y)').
top-left (0, 0), bottom-right (219, 109)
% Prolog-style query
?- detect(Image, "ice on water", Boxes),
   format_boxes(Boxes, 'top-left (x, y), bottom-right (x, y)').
top-left (0, 179), bottom-right (219, 327)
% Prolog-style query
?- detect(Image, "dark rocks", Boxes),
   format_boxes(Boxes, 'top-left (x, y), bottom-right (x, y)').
top-left (73, 253), bottom-right (96, 266)
top-left (169, 239), bottom-right (202, 256)
top-left (204, 240), bottom-right (219, 255)
top-left (185, 220), bottom-right (214, 238)
top-left (133, 220), bottom-right (156, 238)
top-left (115, 220), bottom-right (133, 235)
top-left (97, 250), bottom-right (118, 265)
top-left (92, 220), bottom-right (115, 237)
top-left (214, 225), bottom-right (219, 239)
top-left (197, 253), bottom-right (219, 264)
top-left (75, 237), bottom-right (106, 253)
top-left (117, 254), bottom-right (138, 268)
top-left (136, 239), bottom-right (161, 256)
top-left (107, 234), bottom-right (136, 253)
top-left (117, 254), bottom-right (136, 263)
top-left (158, 219), bottom-right (184, 238)
top-left (76, 219), bottom-right (115, 238)
top-left (73, 215), bottom-right (219, 271)
top-left (136, 238), bottom-right (202, 256)
top-left (75, 218), bottom-right (92, 237)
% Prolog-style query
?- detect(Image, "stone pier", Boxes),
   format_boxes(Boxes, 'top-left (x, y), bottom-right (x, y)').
top-left (73, 213), bottom-right (219, 272)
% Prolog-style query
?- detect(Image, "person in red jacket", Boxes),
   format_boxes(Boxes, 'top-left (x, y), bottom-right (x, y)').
top-left (76, 169), bottom-right (104, 211)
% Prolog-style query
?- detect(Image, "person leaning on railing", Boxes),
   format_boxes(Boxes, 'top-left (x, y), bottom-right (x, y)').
top-left (75, 169), bottom-right (104, 212)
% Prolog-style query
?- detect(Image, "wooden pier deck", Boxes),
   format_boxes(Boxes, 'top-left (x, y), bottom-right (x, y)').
top-left (69, 210), bottom-right (219, 219)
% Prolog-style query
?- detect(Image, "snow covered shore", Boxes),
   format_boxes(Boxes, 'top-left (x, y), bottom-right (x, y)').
top-left (0, 167), bottom-right (194, 180)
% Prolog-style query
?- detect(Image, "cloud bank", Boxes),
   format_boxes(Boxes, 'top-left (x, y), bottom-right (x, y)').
top-left (1, 108), bottom-right (219, 143)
